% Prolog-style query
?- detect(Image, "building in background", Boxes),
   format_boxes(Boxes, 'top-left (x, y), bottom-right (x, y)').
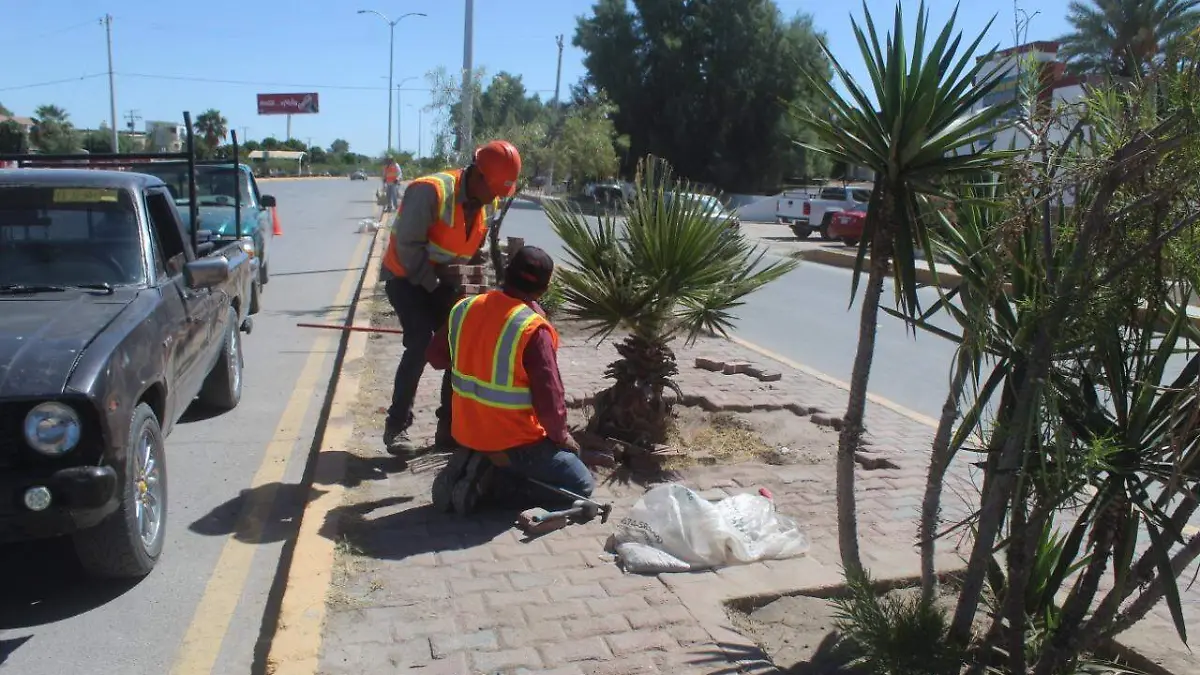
top-left (0, 114), bottom-right (36, 135)
top-left (145, 120), bottom-right (186, 152)
top-left (974, 41), bottom-right (1100, 151)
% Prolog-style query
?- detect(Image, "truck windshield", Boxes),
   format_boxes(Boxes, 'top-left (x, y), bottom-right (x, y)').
top-left (133, 164), bottom-right (251, 208)
top-left (0, 185), bottom-right (146, 287)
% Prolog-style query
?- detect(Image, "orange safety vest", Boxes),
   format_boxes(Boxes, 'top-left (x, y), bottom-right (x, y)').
top-left (384, 163), bottom-right (400, 184)
top-left (382, 169), bottom-right (489, 278)
top-left (447, 289), bottom-right (561, 452)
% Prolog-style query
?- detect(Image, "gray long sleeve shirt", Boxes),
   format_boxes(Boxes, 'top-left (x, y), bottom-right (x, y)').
top-left (391, 182), bottom-right (442, 292)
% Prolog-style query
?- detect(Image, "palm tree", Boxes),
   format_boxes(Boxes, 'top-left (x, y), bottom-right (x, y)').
top-left (789, 1), bottom-right (1015, 578)
top-left (544, 155), bottom-right (797, 450)
top-left (34, 104), bottom-right (68, 124)
top-left (31, 104), bottom-right (76, 153)
top-left (194, 109), bottom-right (228, 150)
top-left (1059, 0), bottom-right (1200, 77)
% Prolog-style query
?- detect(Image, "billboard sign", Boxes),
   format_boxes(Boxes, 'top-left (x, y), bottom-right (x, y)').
top-left (257, 93), bottom-right (320, 115)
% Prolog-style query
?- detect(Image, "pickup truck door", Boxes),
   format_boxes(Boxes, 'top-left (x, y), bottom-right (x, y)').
top-left (144, 188), bottom-right (223, 417)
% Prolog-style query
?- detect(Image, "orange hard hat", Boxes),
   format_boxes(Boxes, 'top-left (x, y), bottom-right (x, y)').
top-left (474, 140), bottom-right (522, 197)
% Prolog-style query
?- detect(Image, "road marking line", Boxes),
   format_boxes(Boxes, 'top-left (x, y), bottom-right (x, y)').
top-left (264, 223), bottom-right (386, 675)
top-left (729, 335), bottom-right (941, 429)
top-left (169, 230), bottom-right (374, 675)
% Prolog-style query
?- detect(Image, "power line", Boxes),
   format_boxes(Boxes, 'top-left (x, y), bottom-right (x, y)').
top-left (0, 73), bottom-right (108, 93)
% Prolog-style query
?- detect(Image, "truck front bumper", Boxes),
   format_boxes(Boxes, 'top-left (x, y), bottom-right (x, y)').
top-left (0, 465), bottom-right (119, 543)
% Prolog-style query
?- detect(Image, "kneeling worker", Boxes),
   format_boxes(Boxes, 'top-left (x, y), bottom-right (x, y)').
top-left (425, 245), bottom-right (595, 514)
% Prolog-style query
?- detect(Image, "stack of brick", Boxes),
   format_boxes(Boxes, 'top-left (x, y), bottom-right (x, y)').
top-left (440, 236), bottom-right (526, 296)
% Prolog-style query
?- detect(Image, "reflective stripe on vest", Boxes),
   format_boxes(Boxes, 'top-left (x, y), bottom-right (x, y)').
top-left (447, 297), bottom-right (543, 410)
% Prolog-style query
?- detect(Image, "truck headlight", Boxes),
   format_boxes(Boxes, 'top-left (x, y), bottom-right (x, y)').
top-left (24, 402), bottom-right (82, 456)
top-left (239, 237), bottom-right (256, 258)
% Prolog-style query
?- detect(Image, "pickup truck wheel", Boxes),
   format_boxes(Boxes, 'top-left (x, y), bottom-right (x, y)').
top-left (819, 215), bottom-right (834, 240)
top-left (199, 307), bottom-right (244, 410)
top-left (249, 279), bottom-right (261, 315)
top-left (74, 403), bottom-right (167, 579)
top-left (790, 225), bottom-right (813, 239)
top-left (841, 237), bottom-right (860, 246)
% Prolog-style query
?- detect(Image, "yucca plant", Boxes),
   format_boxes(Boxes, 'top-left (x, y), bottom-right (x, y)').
top-left (543, 155), bottom-right (797, 448)
top-left (789, 0), bottom-right (1017, 578)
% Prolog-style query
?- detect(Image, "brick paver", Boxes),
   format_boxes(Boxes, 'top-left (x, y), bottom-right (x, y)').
top-left (315, 272), bottom-right (1196, 674)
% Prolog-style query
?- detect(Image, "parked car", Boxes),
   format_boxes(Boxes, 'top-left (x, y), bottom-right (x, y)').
top-left (134, 161), bottom-right (276, 315)
top-left (666, 191), bottom-right (741, 228)
top-left (350, 170), bottom-right (368, 181)
top-left (0, 134), bottom-right (255, 579)
top-left (828, 209), bottom-right (867, 246)
top-left (783, 184), bottom-right (872, 240)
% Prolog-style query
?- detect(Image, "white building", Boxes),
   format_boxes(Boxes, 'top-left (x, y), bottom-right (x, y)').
top-left (973, 41), bottom-right (1097, 151)
top-left (145, 120), bottom-right (187, 152)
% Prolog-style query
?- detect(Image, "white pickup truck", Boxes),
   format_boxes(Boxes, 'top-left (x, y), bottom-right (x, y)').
top-left (777, 184), bottom-right (873, 239)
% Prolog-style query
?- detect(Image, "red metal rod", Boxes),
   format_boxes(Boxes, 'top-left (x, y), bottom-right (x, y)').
top-left (295, 322), bottom-right (404, 335)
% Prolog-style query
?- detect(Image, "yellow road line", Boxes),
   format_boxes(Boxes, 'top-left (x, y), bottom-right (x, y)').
top-left (169, 230), bottom-right (374, 675)
top-left (265, 222), bottom-right (386, 675)
top-left (729, 335), bottom-right (941, 429)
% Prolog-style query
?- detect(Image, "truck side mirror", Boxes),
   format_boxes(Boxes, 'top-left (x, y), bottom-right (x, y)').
top-left (184, 257), bottom-right (231, 289)
top-left (260, 195), bottom-right (276, 208)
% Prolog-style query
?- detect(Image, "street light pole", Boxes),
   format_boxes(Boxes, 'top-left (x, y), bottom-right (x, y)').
top-left (357, 9), bottom-right (427, 154)
top-left (103, 14), bottom-right (119, 153)
top-left (460, 0), bottom-right (475, 162)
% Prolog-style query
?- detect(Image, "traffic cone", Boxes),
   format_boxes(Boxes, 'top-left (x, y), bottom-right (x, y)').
top-left (271, 207), bottom-right (283, 236)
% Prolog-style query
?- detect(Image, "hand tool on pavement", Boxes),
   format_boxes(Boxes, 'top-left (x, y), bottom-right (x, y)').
top-left (295, 322), bottom-right (404, 335)
top-left (514, 476), bottom-right (613, 535)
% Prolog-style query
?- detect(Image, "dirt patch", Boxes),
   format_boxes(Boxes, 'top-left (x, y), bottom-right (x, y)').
top-left (666, 406), bottom-right (838, 468)
top-left (733, 586), bottom-right (963, 674)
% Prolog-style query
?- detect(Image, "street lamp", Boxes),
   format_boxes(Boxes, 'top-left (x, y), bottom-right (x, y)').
top-left (383, 75), bottom-right (418, 153)
top-left (357, 9), bottom-right (427, 152)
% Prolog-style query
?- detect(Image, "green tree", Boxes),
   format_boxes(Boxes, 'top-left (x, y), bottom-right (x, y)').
top-left (790, 1), bottom-right (1013, 579)
top-left (193, 109), bottom-right (228, 151)
top-left (0, 102), bottom-right (12, 116)
top-left (574, 0), bottom-right (832, 192)
top-left (31, 104), bottom-right (78, 153)
top-left (81, 127), bottom-right (137, 153)
top-left (328, 138), bottom-right (350, 154)
top-left (1059, 0), bottom-right (1200, 77)
top-left (545, 155), bottom-right (797, 447)
top-left (0, 119), bottom-right (29, 153)
top-left (261, 137), bottom-right (281, 150)
top-left (307, 145), bottom-right (327, 164)
top-left (550, 91), bottom-right (625, 182)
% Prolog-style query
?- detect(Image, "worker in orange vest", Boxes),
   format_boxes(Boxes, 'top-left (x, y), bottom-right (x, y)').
top-left (381, 140), bottom-right (522, 457)
top-left (424, 245), bottom-right (595, 514)
top-left (382, 156), bottom-right (402, 212)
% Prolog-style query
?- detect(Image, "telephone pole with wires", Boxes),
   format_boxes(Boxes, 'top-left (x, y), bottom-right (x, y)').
top-left (546, 34), bottom-right (565, 189)
top-left (102, 14), bottom-right (119, 152)
top-left (124, 109), bottom-right (141, 132)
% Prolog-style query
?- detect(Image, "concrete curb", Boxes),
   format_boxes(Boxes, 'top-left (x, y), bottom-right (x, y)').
top-left (261, 216), bottom-right (385, 675)
top-left (798, 247), bottom-right (1200, 329)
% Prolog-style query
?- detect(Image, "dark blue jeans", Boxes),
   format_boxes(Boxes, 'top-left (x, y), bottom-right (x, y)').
top-left (490, 439), bottom-right (596, 509)
top-left (385, 277), bottom-right (453, 435)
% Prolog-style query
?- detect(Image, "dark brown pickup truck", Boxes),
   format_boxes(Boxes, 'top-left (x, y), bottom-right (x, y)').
top-left (0, 155), bottom-right (255, 579)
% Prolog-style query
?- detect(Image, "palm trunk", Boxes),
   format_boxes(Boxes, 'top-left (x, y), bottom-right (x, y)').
top-left (590, 333), bottom-right (678, 448)
top-left (1103, 529), bottom-right (1200, 639)
top-left (920, 353), bottom-right (971, 604)
top-left (838, 207), bottom-right (892, 578)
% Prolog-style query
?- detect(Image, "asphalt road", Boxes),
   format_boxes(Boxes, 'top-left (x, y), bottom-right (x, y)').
top-left (502, 202), bottom-right (963, 419)
top-left (0, 178), bottom-right (379, 675)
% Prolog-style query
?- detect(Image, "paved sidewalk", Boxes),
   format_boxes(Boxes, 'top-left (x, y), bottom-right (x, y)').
top-left (313, 274), bottom-right (1195, 674)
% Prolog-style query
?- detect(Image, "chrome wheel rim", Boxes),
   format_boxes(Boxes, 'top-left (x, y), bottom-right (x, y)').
top-left (134, 428), bottom-right (163, 551)
top-left (230, 322), bottom-right (242, 396)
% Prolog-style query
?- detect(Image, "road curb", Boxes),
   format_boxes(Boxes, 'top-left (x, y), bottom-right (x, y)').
top-left (261, 216), bottom-right (385, 675)
top-left (798, 247), bottom-right (1200, 329)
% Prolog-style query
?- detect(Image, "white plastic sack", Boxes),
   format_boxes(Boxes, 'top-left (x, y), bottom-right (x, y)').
top-left (612, 483), bottom-right (810, 574)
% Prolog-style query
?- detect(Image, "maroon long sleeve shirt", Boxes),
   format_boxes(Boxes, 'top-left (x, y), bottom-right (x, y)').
top-left (425, 294), bottom-right (569, 445)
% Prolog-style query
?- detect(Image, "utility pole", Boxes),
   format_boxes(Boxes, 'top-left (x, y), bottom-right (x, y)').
top-left (103, 14), bottom-right (119, 153)
top-left (124, 109), bottom-right (142, 132)
top-left (460, 0), bottom-right (475, 162)
top-left (240, 126), bottom-right (249, 142)
top-left (546, 34), bottom-right (565, 188)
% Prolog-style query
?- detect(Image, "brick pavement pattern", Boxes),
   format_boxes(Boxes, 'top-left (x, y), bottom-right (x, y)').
top-left (316, 274), bottom-right (1196, 674)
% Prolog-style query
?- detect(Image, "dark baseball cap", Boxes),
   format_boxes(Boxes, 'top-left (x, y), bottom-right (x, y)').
top-left (505, 245), bottom-right (554, 292)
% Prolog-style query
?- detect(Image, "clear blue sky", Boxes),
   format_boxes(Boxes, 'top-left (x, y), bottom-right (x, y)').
top-left (0, 1), bottom-right (1072, 158)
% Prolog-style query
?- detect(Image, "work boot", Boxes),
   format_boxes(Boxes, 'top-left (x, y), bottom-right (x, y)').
top-left (383, 425), bottom-right (417, 457)
top-left (451, 454), bottom-right (494, 515)
top-left (434, 424), bottom-right (456, 451)
top-left (432, 448), bottom-right (473, 512)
